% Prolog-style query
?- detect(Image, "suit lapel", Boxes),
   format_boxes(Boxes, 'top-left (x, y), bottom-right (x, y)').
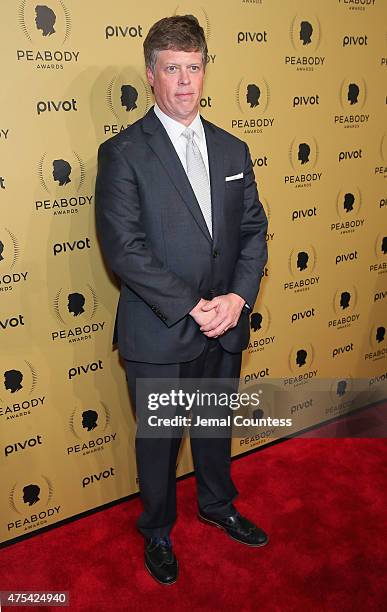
top-left (142, 108), bottom-right (224, 245)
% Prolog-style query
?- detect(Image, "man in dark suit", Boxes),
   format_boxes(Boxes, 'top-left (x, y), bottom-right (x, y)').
top-left (95, 15), bottom-right (269, 585)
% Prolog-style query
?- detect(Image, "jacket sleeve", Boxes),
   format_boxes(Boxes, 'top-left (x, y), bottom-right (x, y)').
top-left (95, 140), bottom-right (201, 327)
top-left (229, 142), bottom-right (268, 309)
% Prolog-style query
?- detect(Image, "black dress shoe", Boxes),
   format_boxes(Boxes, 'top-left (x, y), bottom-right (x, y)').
top-left (144, 536), bottom-right (178, 585)
top-left (198, 510), bottom-right (269, 547)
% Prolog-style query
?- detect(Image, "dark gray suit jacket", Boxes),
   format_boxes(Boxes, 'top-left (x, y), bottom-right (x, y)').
top-left (95, 106), bottom-right (268, 363)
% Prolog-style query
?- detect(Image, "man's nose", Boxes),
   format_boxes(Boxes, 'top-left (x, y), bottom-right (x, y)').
top-left (178, 68), bottom-right (191, 85)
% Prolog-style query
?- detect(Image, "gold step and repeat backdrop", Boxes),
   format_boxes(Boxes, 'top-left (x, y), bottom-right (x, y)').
top-left (1, 0), bottom-right (386, 544)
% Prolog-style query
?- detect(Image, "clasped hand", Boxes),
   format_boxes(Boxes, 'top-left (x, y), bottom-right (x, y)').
top-left (190, 293), bottom-right (245, 338)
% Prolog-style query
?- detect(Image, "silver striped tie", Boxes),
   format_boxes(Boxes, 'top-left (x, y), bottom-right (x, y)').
top-left (182, 127), bottom-right (213, 238)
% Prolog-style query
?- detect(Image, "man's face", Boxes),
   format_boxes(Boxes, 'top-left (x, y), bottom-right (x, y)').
top-left (146, 49), bottom-right (205, 125)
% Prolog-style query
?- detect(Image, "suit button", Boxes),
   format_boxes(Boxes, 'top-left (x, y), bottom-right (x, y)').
top-left (213, 250), bottom-right (219, 258)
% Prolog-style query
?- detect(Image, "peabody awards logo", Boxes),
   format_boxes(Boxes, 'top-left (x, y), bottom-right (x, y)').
top-left (334, 77), bottom-right (369, 128)
top-left (369, 233), bottom-right (387, 276)
top-left (248, 304), bottom-right (275, 354)
top-left (285, 15), bottom-right (325, 71)
top-left (7, 475), bottom-right (61, 533)
top-left (17, 0), bottom-right (79, 69)
top-left (331, 187), bottom-right (365, 235)
top-left (0, 359), bottom-right (46, 422)
top-left (285, 342), bottom-right (317, 388)
top-left (67, 401), bottom-right (117, 457)
top-left (232, 77), bottom-right (274, 134)
top-left (35, 150), bottom-right (93, 216)
top-left (338, 0), bottom-right (376, 13)
top-left (50, 284), bottom-right (106, 343)
top-left (364, 324), bottom-right (386, 363)
top-left (375, 133), bottom-right (387, 179)
top-left (0, 228), bottom-right (29, 293)
top-left (103, 71), bottom-right (151, 136)
top-left (326, 377), bottom-right (355, 417)
top-left (328, 286), bottom-right (360, 330)
top-left (285, 136), bottom-right (322, 188)
top-left (284, 245), bottom-right (319, 294)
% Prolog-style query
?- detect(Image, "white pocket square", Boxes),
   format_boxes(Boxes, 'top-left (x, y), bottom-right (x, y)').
top-left (225, 172), bottom-right (243, 181)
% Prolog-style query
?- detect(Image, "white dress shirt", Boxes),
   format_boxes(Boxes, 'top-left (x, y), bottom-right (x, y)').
top-left (153, 102), bottom-right (210, 180)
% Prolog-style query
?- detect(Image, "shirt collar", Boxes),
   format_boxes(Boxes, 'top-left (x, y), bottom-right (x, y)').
top-left (153, 103), bottom-right (204, 142)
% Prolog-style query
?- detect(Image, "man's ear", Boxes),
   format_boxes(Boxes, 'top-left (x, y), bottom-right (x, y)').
top-left (146, 66), bottom-right (154, 87)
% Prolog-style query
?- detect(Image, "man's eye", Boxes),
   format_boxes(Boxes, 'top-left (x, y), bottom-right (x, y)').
top-left (167, 66), bottom-right (177, 73)
top-left (190, 65), bottom-right (199, 71)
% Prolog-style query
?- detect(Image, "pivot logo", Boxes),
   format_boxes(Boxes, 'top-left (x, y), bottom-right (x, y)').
top-left (338, 148), bottom-right (363, 162)
top-left (50, 284), bottom-right (105, 343)
top-left (237, 30), bottom-right (268, 44)
top-left (103, 71), bottom-right (151, 135)
top-left (328, 286), bottom-right (360, 330)
top-left (0, 228), bottom-right (29, 292)
top-left (7, 476), bottom-right (61, 533)
top-left (284, 245), bottom-right (319, 294)
top-left (331, 187), bottom-right (365, 235)
top-left (248, 305), bottom-right (275, 354)
top-left (53, 237), bottom-right (91, 256)
top-left (369, 233), bottom-right (387, 275)
top-left (82, 467), bottom-right (115, 488)
top-left (17, 0), bottom-right (79, 69)
top-left (252, 155), bottom-right (268, 168)
top-left (291, 206), bottom-right (317, 222)
top-left (291, 307), bottom-right (316, 323)
top-left (243, 368), bottom-right (270, 384)
top-left (68, 360), bottom-right (103, 380)
top-left (374, 133), bottom-right (387, 178)
top-left (232, 77), bottom-right (274, 134)
top-left (374, 290), bottom-right (387, 303)
top-left (200, 96), bottom-right (212, 108)
top-left (105, 25), bottom-right (143, 39)
top-left (285, 15), bottom-right (325, 71)
top-left (0, 314), bottom-right (25, 331)
top-left (35, 150), bottom-right (93, 216)
top-left (4, 435), bottom-right (43, 457)
top-left (332, 342), bottom-right (354, 358)
top-left (335, 78), bottom-right (369, 128)
top-left (0, 176), bottom-right (5, 190)
top-left (343, 34), bottom-right (368, 47)
top-left (285, 136), bottom-right (322, 188)
top-left (364, 324), bottom-right (386, 361)
top-left (335, 249), bottom-right (358, 265)
top-left (338, 0), bottom-right (376, 12)
top-left (0, 360), bottom-right (46, 422)
top-left (36, 98), bottom-right (77, 115)
top-left (285, 343), bottom-right (318, 387)
top-left (67, 402), bottom-right (118, 457)
top-left (292, 94), bottom-right (320, 108)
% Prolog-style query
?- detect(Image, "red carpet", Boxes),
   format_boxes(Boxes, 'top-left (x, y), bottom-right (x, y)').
top-left (1, 409), bottom-right (386, 611)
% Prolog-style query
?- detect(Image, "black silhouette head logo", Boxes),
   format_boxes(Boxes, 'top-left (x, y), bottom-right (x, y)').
top-left (23, 483), bottom-right (40, 506)
top-left (35, 5), bottom-right (56, 37)
top-left (0, 240), bottom-right (4, 261)
top-left (4, 370), bottom-right (23, 393)
top-left (347, 83), bottom-right (359, 105)
top-left (376, 326), bottom-right (385, 343)
top-left (300, 21), bottom-right (313, 45)
top-left (340, 291), bottom-right (351, 310)
top-left (120, 85), bottom-right (138, 111)
top-left (246, 84), bottom-right (260, 108)
top-left (53, 159), bottom-right (72, 186)
top-left (337, 380), bottom-right (347, 397)
top-left (250, 312), bottom-right (262, 332)
top-left (297, 251), bottom-right (309, 272)
top-left (343, 193), bottom-right (355, 212)
top-left (252, 408), bottom-right (264, 420)
top-left (82, 409), bottom-right (98, 431)
top-left (68, 292), bottom-right (85, 316)
top-left (382, 236), bottom-right (387, 255)
top-left (296, 349), bottom-right (307, 367)
top-left (298, 143), bottom-right (310, 165)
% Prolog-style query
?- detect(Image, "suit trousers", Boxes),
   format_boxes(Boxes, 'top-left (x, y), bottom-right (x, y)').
top-left (123, 336), bottom-right (242, 538)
